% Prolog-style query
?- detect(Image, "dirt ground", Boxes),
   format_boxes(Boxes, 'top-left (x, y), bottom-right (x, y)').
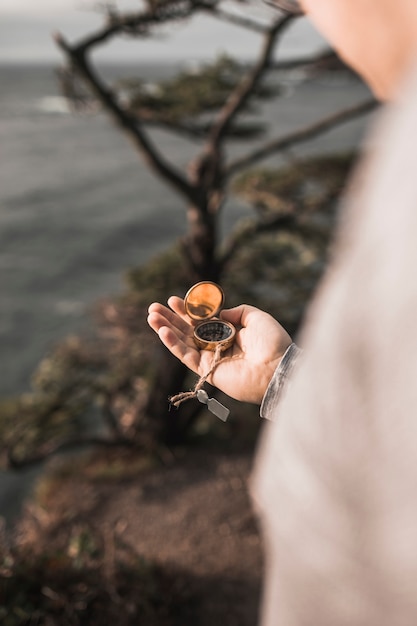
top-left (8, 442), bottom-right (264, 626)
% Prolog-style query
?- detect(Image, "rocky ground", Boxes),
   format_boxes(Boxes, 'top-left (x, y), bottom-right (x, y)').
top-left (1, 438), bottom-right (264, 626)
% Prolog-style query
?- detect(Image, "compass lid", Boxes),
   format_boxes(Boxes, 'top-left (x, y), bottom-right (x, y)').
top-left (184, 281), bottom-right (225, 321)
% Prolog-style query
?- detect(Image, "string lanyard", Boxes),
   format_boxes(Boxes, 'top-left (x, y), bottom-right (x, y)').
top-left (169, 344), bottom-right (230, 421)
top-left (169, 281), bottom-right (238, 421)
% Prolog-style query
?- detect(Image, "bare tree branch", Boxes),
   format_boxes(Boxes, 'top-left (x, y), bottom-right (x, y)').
top-left (225, 97), bottom-right (378, 178)
top-left (203, 5), bottom-right (270, 33)
top-left (55, 33), bottom-right (198, 205)
top-left (69, 0), bottom-right (216, 53)
top-left (208, 14), bottom-right (294, 151)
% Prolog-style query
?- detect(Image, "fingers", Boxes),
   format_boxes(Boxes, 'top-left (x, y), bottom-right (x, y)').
top-left (167, 296), bottom-right (195, 324)
top-left (148, 301), bottom-right (190, 335)
top-left (147, 300), bottom-right (201, 374)
top-left (157, 327), bottom-right (200, 374)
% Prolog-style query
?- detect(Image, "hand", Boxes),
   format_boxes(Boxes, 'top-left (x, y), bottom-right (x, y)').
top-left (147, 296), bottom-right (292, 404)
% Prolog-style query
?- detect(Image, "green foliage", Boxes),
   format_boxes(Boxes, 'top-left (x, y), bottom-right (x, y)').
top-left (0, 247), bottom-right (193, 467)
top-left (225, 229), bottom-right (325, 336)
top-left (125, 244), bottom-right (189, 302)
top-left (233, 152), bottom-right (356, 214)
top-left (0, 392), bottom-right (82, 468)
top-left (227, 153), bottom-right (356, 334)
top-left (117, 55), bottom-right (278, 134)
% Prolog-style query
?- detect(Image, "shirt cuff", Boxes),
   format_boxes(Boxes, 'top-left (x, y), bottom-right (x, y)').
top-left (260, 342), bottom-right (302, 420)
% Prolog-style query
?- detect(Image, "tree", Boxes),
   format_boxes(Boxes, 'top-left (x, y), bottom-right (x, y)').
top-left (0, 0), bottom-right (377, 467)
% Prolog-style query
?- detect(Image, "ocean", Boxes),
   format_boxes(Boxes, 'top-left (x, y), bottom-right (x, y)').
top-left (0, 58), bottom-right (372, 520)
top-left (0, 62), bottom-right (198, 398)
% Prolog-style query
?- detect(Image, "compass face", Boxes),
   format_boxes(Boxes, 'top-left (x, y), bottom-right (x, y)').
top-left (193, 319), bottom-right (236, 351)
top-left (195, 321), bottom-right (233, 343)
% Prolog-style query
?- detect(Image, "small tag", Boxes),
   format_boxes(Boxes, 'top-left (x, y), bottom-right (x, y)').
top-left (196, 389), bottom-right (230, 422)
top-left (206, 397), bottom-right (230, 422)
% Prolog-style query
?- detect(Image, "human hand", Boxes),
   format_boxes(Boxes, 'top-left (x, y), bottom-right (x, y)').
top-left (147, 296), bottom-right (292, 404)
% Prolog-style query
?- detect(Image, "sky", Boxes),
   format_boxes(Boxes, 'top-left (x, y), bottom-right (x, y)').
top-left (0, 0), bottom-right (326, 64)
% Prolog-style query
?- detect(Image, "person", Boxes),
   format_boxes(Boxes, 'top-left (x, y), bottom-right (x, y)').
top-left (148, 0), bottom-right (417, 623)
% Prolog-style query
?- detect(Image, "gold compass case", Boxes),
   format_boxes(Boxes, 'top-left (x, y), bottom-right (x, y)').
top-left (184, 281), bottom-right (236, 351)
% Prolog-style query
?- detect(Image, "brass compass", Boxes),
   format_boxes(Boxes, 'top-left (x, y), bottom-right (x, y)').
top-left (184, 281), bottom-right (236, 351)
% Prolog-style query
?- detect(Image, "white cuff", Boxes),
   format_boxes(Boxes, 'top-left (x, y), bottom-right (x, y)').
top-left (260, 343), bottom-right (302, 420)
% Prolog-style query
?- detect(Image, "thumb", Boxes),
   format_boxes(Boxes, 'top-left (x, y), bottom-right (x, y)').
top-left (220, 304), bottom-right (259, 327)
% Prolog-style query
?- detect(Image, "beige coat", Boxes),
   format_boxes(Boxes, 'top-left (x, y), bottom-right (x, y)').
top-left (252, 59), bottom-right (417, 626)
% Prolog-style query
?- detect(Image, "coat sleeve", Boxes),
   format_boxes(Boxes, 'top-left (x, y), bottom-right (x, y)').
top-left (251, 61), bottom-right (417, 626)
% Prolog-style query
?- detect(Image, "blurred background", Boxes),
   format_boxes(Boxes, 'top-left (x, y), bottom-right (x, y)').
top-left (0, 2), bottom-right (374, 624)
